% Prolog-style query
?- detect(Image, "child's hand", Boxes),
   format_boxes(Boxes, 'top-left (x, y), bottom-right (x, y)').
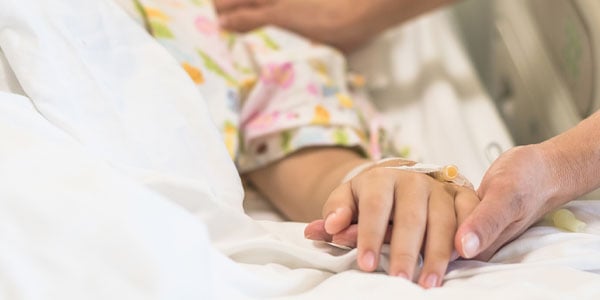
top-left (304, 165), bottom-right (479, 288)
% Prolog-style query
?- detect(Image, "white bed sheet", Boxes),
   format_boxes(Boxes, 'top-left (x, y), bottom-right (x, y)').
top-left (1, 0), bottom-right (599, 299)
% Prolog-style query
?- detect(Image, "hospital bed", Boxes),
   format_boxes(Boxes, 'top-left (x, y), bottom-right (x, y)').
top-left (491, 0), bottom-right (600, 198)
top-left (492, 0), bottom-right (600, 145)
top-left (1, 0), bottom-right (600, 299)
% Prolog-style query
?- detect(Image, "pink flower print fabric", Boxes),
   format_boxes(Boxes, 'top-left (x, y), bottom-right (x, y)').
top-left (261, 63), bottom-right (295, 88)
top-left (132, 0), bottom-right (370, 172)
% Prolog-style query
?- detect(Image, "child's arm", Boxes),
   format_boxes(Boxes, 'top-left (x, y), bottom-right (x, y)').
top-left (247, 147), bottom-right (366, 221)
top-left (234, 26), bottom-right (478, 288)
top-left (248, 146), bottom-right (479, 289)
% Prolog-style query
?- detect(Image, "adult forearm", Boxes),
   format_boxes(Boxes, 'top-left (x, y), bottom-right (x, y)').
top-left (362, 0), bottom-right (458, 33)
top-left (540, 111), bottom-right (600, 205)
top-left (454, 111), bottom-right (600, 260)
top-left (246, 147), bottom-right (368, 222)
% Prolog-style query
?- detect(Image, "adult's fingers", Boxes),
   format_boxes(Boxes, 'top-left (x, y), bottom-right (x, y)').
top-left (387, 173), bottom-right (428, 280)
top-left (418, 186), bottom-right (456, 288)
top-left (474, 219), bottom-right (535, 261)
top-left (218, 6), bottom-right (273, 32)
top-left (355, 168), bottom-right (396, 272)
top-left (214, 0), bottom-right (273, 13)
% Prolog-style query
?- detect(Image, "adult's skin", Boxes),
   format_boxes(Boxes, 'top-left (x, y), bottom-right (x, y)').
top-left (302, 111), bottom-right (600, 261)
top-left (216, 0), bottom-right (600, 260)
top-left (215, 0), bottom-right (455, 53)
top-left (457, 111), bottom-right (600, 259)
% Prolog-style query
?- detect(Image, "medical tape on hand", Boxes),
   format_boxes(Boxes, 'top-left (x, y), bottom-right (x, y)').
top-left (342, 158), bottom-right (473, 189)
top-left (341, 161), bottom-right (376, 183)
top-left (341, 157), bottom-right (416, 183)
top-left (383, 163), bottom-right (473, 189)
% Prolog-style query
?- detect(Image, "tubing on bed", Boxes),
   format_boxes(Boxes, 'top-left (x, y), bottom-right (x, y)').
top-left (550, 208), bottom-right (586, 232)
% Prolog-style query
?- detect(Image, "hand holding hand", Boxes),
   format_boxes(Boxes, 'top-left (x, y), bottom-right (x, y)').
top-left (455, 145), bottom-right (564, 260)
top-left (305, 161), bottom-right (479, 288)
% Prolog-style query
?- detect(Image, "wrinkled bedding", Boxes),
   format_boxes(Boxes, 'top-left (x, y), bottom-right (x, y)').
top-left (1, 0), bottom-right (599, 299)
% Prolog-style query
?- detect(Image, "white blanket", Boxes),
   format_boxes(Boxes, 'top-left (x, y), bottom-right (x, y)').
top-left (1, 0), bottom-right (599, 299)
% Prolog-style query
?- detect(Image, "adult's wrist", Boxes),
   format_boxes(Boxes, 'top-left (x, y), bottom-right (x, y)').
top-left (537, 140), bottom-right (586, 206)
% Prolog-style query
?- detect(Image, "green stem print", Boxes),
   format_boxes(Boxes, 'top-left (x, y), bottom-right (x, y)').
top-left (197, 49), bottom-right (238, 86)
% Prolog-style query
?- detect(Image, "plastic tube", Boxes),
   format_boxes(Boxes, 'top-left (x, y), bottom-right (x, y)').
top-left (551, 208), bottom-right (586, 232)
top-left (430, 165), bottom-right (459, 182)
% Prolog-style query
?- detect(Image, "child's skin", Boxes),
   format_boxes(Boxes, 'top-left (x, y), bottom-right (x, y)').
top-left (216, 2), bottom-right (479, 287)
top-left (131, 0), bottom-right (478, 288)
top-left (247, 147), bottom-right (479, 288)
top-left (217, 0), bottom-right (600, 272)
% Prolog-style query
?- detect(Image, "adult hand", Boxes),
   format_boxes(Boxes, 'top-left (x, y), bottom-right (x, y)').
top-left (454, 145), bottom-right (564, 260)
top-left (214, 0), bottom-right (393, 52)
top-left (305, 162), bottom-right (479, 288)
top-left (215, 0), bottom-right (456, 52)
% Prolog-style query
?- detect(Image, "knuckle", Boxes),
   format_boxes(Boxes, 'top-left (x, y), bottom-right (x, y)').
top-left (390, 251), bottom-right (420, 267)
top-left (440, 183), bottom-right (457, 197)
top-left (430, 213), bottom-right (457, 229)
top-left (366, 167), bottom-right (391, 178)
top-left (505, 193), bottom-right (530, 221)
top-left (396, 171), bottom-right (431, 191)
top-left (399, 210), bottom-right (424, 225)
top-left (478, 216), bottom-right (503, 240)
top-left (362, 195), bottom-right (389, 212)
top-left (425, 250), bottom-right (448, 262)
top-left (456, 185), bottom-right (478, 197)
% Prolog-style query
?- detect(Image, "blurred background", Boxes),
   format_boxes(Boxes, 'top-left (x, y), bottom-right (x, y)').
top-left (455, 0), bottom-right (600, 145)
top-left (347, 0), bottom-right (600, 197)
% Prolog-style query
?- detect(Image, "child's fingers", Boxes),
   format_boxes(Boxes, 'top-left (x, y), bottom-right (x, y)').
top-left (354, 168), bottom-right (397, 272)
top-left (330, 225), bottom-right (358, 248)
top-left (418, 186), bottom-right (456, 289)
top-left (330, 224), bottom-right (393, 248)
top-left (304, 219), bottom-right (332, 242)
top-left (454, 188), bottom-right (480, 228)
top-left (387, 173), bottom-right (429, 280)
top-left (321, 182), bottom-right (356, 235)
top-left (304, 222), bottom-right (393, 250)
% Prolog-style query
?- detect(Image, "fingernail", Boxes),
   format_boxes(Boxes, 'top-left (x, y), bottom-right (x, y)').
top-left (424, 273), bottom-right (439, 289)
top-left (395, 272), bottom-right (410, 280)
top-left (461, 232), bottom-right (480, 259)
top-left (324, 212), bottom-right (337, 233)
top-left (304, 231), bottom-right (317, 240)
top-left (360, 250), bottom-right (376, 271)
